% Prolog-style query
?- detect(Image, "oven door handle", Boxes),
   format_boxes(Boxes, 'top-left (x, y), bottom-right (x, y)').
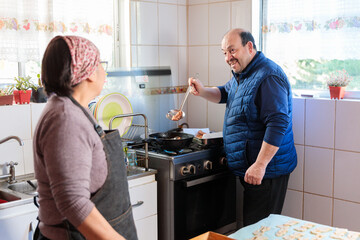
top-left (184, 172), bottom-right (230, 188)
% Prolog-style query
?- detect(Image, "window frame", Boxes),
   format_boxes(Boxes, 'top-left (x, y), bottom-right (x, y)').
top-left (2, 0), bottom-right (124, 85)
top-left (258, 0), bottom-right (360, 100)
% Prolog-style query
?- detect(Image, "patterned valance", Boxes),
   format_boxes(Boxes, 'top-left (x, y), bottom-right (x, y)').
top-left (263, 16), bottom-right (360, 33)
top-left (0, 0), bottom-right (114, 62)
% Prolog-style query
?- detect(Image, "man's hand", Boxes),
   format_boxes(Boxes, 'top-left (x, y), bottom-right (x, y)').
top-left (188, 77), bottom-right (203, 96)
top-left (244, 141), bottom-right (279, 185)
top-left (244, 162), bottom-right (266, 185)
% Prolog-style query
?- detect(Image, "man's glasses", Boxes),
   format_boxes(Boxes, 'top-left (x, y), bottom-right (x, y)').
top-left (100, 61), bottom-right (108, 72)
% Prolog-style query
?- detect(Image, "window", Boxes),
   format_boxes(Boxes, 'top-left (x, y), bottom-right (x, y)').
top-left (261, 0), bottom-right (360, 94)
top-left (0, 60), bottom-right (18, 87)
top-left (0, 0), bottom-right (123, 87)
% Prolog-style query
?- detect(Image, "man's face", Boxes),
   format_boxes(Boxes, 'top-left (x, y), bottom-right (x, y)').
top-left (221, 32), bottom-right (253, 74)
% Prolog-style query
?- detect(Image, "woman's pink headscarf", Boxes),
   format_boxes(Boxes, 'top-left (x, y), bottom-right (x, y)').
top-left (62, 36), bottom-right (100, 86)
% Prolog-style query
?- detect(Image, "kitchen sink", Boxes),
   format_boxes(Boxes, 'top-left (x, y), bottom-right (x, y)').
top-left (0, 190), bottom-right (21, 202)
top-left (8, 180), bottom-right (38, 196)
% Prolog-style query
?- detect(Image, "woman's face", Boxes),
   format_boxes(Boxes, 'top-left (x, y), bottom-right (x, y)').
top-left (93, 62), bottom-right (107, 96)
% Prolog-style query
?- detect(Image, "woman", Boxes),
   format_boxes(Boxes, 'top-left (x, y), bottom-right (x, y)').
top-left (33, 36), bottom-right (138, 240)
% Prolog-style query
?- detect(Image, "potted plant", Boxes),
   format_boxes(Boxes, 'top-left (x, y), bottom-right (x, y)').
top-left (0, 86), bottom-right (14, 106)
top-left (13, 76), bottom-right (33, 104)
top-left (326, 69), bottom-right (352, 99)
top-left (30, 74), bottom-right (47, 103)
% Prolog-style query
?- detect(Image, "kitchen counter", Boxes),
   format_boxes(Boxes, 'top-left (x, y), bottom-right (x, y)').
top-left (0, 167), bottom-right (157, 210)
top-left (127, 167), bottom-right (157, 180)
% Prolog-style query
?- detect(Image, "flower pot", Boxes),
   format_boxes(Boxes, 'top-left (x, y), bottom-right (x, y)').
top-left (329, 86), bottom-right (345, 99)
top-left (13, 90), bottom-right (32, 104)
top-left (0, 95), bottom-right (14, 106)
top-left (31, 87), bottom-right (48, 103)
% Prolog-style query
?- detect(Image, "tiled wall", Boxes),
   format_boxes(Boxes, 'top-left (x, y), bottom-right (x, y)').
top-left (283, 98), bottom-right (360, 232)
top-left (0, 104), bottom-right (46, 178)
top-left (130, 0), bottom-right (189, 126)
top-left (130, 0), bottom-right (252, 130)
top-left (186, 0), bottom-right (252, 131)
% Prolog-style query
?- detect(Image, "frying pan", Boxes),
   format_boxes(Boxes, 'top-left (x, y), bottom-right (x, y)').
top-left (149, 132), bottom-right (194, 151)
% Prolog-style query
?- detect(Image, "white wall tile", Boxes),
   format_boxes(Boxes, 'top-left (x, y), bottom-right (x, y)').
top-left (160, 46), bottom-right (179, 86)
top-left (304, 146), bottom-right (333, 197)
top-left (178, 6), bottom-right (187, 45)
top-left (137, 2), bottom-right (158, 45)
top-left (188, 46), bottom-right (208, 85)
top-left (159, 4), bottom-right (178, 45)
top-left (335, 100), bottom-right (360, 152)
top-left (159, 0), bottom-right (177, 4)
top-left (0, 105), bottom-right (31, 140)
top-left (282, 189), bottom-right (303, 219)
top-left (305, 99), bottom-right (335, 148)
top-left (188, 5), bottom-right (208, 45)
top-left (209, 2), bottom-right (230, 45)
top-left (0, 141), bottom-right (25, 177)
top-left (209, 46), bottom-right (230, 87)
top-left (131, 46), bottom-right (138, 67)
top-left (188, 0), bottom-right (208, 5)
top-left (303, 193), bottom-right (332, 226)
top-left (187, 94), bottom-right (207, 128)
top-left (137, 46), bottom-right (159, 67)
top-left (207, 102), bottom-right (225, 132)
top-left (292, 97), bottom-right (305, 145)
top-left (231, 0), bottom-right (252, 30)
top-left (334, 150), bottom-right (360, 203)
top-left (23, 139), bottom-right (34, 174)
top-left (178, 0), bottom-right (187, 5)
top-left (31, 103), bottom-right (46, 137)
top-left (209, 0), bottom-right (227, 2)
top-left (288, 145), bottom-right (304, 191)
top-left (178, 47), bottom-right (188, 86)
top-left (130, 1), bottom-right (137, 45)
top-left (333, 199), bottom-right (360, 232)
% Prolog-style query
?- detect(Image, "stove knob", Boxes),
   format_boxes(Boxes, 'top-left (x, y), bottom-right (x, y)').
top-left (203, 160), bottom-right (212, 170)
top-left (220, 157), bottom-right (228, 166)
top-left (180, 164), bottom-right (196, 176)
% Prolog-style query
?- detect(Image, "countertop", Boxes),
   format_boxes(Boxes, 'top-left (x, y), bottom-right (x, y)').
top-left (0, 167), bottom-right (157, 210)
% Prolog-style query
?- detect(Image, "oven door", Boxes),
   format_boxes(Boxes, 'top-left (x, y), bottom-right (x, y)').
top-left (174, 171), bottom-right (236, 240)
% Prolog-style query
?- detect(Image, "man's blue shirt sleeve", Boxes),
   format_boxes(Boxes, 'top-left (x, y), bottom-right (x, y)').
top-left (255, 76), bottom-right (290, 147)
top-left (218, 79), bottom-right (233, 103)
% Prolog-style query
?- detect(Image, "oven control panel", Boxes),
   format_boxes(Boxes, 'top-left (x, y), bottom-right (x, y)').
top-left (174, 157), bottom-right (227, 180)
top-left (180, 164), bottom-right (196, 176)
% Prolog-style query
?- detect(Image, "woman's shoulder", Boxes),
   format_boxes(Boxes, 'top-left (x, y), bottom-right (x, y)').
top-left (41, 96), bottom-right (95, 133)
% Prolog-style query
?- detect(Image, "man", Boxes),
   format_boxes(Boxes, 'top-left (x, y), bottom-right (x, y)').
top-left (189, 28), bottom-right (297, 226)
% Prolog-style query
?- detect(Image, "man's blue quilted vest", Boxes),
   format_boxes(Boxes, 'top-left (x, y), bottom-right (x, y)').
top-left (223, 52), bottom-right (297, 178)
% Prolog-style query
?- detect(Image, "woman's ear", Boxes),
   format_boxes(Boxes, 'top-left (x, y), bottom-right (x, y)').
top-left (87, 70), bottom-right (97, 83)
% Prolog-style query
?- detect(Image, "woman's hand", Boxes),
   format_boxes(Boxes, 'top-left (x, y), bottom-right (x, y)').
top-left (77, 207), bottom-right (126, 240)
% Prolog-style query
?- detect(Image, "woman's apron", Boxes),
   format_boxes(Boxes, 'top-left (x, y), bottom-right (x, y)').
top-left (34, 96), bottom-right (138, 240)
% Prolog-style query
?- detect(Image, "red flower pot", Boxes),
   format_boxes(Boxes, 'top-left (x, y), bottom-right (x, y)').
top-left (0, 95), bottom-right (14, 106)
top-left (329, 86), bottom-right (345, 99)
top-left (13, 90), bottom-right (32, 104)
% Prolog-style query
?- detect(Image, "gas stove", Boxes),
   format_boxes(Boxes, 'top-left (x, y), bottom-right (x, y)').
top-left (135, 145), bottom-right (228, 180)
top-left (134, 143), bottom-right (236, 240)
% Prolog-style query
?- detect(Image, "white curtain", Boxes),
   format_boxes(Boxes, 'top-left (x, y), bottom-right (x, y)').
top-left (0, 0), bottom-right (114, 63)
top-left (262, 0), bottom-right (360, 61)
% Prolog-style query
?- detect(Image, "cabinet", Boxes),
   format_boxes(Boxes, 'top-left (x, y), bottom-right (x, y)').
top-left (0, 203), bottom-right (38, 240)
top-left (128, 174), bottom-right (157, 240)
top-left (0, 173), bottom-right (157, 240)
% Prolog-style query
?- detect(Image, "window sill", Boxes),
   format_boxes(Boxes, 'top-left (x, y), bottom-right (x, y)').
top-left (293, 89), bottom-right (360, 101)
